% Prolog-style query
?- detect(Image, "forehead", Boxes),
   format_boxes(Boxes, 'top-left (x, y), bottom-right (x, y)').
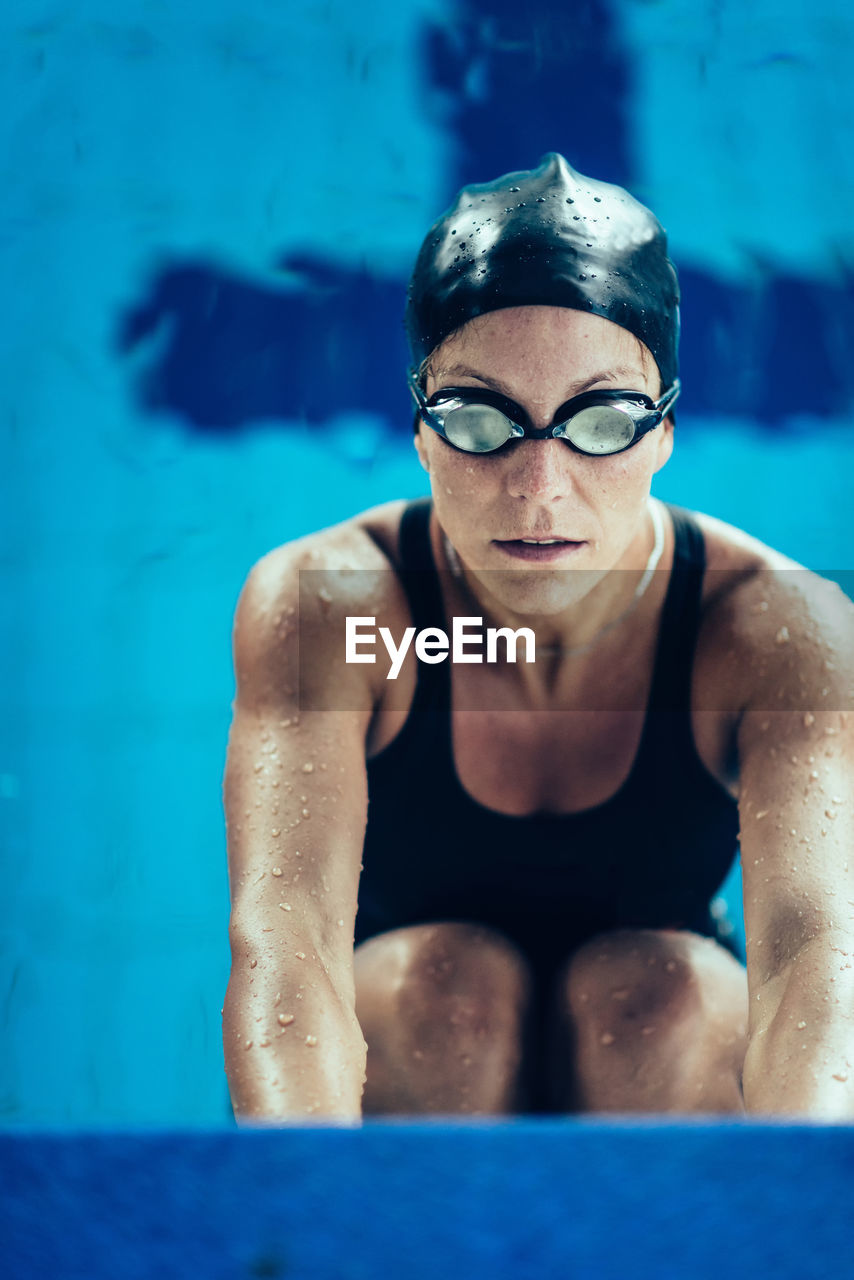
top-left (431, 306), bottom-right (654, 387)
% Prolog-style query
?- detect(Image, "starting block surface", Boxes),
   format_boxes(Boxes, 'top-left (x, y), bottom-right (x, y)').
top-left (2, 1120), bottom-right (852, 1279)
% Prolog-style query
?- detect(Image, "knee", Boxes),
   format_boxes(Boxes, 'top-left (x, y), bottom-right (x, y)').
top-left (358, 921), bottom-right (532, 1040)
top-left (559, 928), bottom-right (706, 1041)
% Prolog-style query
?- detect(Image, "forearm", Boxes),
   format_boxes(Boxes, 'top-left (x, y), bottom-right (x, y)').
top-left (742, 938), bottom-right (854, 1119)
top-left (223, 962), bottom-right (367, 1124)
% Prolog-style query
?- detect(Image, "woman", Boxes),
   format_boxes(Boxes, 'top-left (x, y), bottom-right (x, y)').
top-left (222, 155), bottom-right (853, 1121)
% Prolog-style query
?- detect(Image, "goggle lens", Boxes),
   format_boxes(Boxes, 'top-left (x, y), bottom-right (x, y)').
top-left (443, 403), bottom-right (515, 453)
top-left (562, 404), bottom-right (636, 454)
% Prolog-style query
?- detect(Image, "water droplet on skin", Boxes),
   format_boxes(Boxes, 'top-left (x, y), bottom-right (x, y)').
top-left (302, 762), bottom-right (314, 774)
top-left (295, 951), bottom-right (306, 960)
top-left (279, 902), bottom-right (292, 911)
top-left (833, 1073), bottom-right (848, 1082)
top-left (825, 810), bottom-right (837, 820)
top-left (259, 1038), bottom-right (270, 1047)
top-left (272, 867), bottom-right (283, 876)
top-left (250, 959), bottom-right (257, 969)
top-left (302, 809), bottom-right (310, 818)
top-left (274, 992), bottom-right (281, 1006)
top-left (797, 1021), bottom-right (807, 1029)
top-left (278, 1013), bottom-right (295, 1026)
top-left (600, 1032), bottom-right (616, 1046)
top-left (775, 627), bottom-right (790, 644)
top-left (756, 810), bottom-right (769, 820)
top-left (337, 919), bottom-right (345, 927)
top-left (305, 1035), bottom-right (318, 1047)
top-left (244, 1040), bottom-right (253, 1049)
top-left (271, 828), bottom-right (280, 837)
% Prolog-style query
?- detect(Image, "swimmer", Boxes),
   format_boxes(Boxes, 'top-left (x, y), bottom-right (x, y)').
top-left (222, 154), bottom-right (854, 1121)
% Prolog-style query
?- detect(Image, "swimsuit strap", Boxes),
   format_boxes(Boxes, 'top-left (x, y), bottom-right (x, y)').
top-left (646, 503), bottom-right (706, 714)
top-left (397, 498), bottom-right (451, 710)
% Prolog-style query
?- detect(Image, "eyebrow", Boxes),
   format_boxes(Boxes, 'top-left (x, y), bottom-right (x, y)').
top-left (433, 364), bottom-right (646, 398)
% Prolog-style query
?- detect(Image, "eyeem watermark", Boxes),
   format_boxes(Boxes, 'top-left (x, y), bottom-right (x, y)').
top-left (346, 616), bottom-right (536, 679)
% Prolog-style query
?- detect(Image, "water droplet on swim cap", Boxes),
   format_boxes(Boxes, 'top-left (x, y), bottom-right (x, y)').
top-left (405, 152), bottom-right (680, 390)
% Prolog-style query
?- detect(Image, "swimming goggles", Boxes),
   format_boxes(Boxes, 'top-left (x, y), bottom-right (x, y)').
top-left (407, 368), bottom-right (680, 457)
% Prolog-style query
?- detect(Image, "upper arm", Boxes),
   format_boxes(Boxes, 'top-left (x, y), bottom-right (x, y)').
top-left (732, 569), bottom-right (854, 1009)
top-left (223, 529), bottom-right (391, 976)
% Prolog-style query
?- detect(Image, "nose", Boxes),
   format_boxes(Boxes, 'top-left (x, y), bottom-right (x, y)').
top-left (504, 439), bottom-right (572, 503)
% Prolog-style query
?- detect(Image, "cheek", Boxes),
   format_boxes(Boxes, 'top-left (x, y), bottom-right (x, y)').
top-left (426, 443), bottom-right (500, 502)
top-left (586, 441), bottom-right (658, 500)
top-left (575, 457), bottom-right (637, 511)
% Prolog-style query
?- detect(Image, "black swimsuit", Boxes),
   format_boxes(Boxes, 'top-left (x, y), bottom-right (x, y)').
top-left (358, 498), bottom-right (742, 983)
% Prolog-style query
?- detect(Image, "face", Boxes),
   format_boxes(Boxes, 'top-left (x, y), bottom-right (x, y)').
top-left (414, 305), bottom-right (674, 617)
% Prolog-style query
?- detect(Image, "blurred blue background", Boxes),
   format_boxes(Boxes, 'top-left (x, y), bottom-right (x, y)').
top-left (2, 0), bottom-right (853, 1127)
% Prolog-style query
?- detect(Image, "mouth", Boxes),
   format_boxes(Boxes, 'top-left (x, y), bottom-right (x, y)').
top-left (493, 538), bottom-right (588, 563)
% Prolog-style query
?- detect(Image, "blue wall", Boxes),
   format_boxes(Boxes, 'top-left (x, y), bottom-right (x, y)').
top-left (2, 0), bottom-right (853, 1126)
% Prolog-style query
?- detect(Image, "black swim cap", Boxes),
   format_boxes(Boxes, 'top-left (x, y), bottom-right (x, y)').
top-left (405, 152), bottom-right (680, 390)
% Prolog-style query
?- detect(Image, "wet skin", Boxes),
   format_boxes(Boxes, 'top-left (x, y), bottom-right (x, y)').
top-left (222, 307), bottom-right (854, 1122)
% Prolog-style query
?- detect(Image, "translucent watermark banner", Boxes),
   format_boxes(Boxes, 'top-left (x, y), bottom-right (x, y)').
top-left (296, 568), bottom-right (854, 714)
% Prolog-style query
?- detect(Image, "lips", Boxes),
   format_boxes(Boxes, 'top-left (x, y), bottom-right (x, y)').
top-left (493, 537), bottom-right (587, 563)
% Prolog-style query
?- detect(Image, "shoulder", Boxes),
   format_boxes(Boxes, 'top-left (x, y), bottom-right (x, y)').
top-left (232, 500), bottom-right (416, 697)
top-left (688, 506), bottom-right (853, 714)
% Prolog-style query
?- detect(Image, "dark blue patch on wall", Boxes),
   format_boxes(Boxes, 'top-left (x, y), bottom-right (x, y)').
top-left (679, 265), bottom-right (854, 423)
top-left (117, 255), bottom-right (411, 431)
top-left (419, 0), bottom-right (632, 190)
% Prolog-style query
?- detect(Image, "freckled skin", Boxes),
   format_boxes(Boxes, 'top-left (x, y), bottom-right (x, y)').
top-left (223, 306), bottom-right (854, 1122)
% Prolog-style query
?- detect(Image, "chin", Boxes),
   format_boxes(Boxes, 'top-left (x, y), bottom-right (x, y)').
top-left (474, 567), bottom-right (604, 619)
